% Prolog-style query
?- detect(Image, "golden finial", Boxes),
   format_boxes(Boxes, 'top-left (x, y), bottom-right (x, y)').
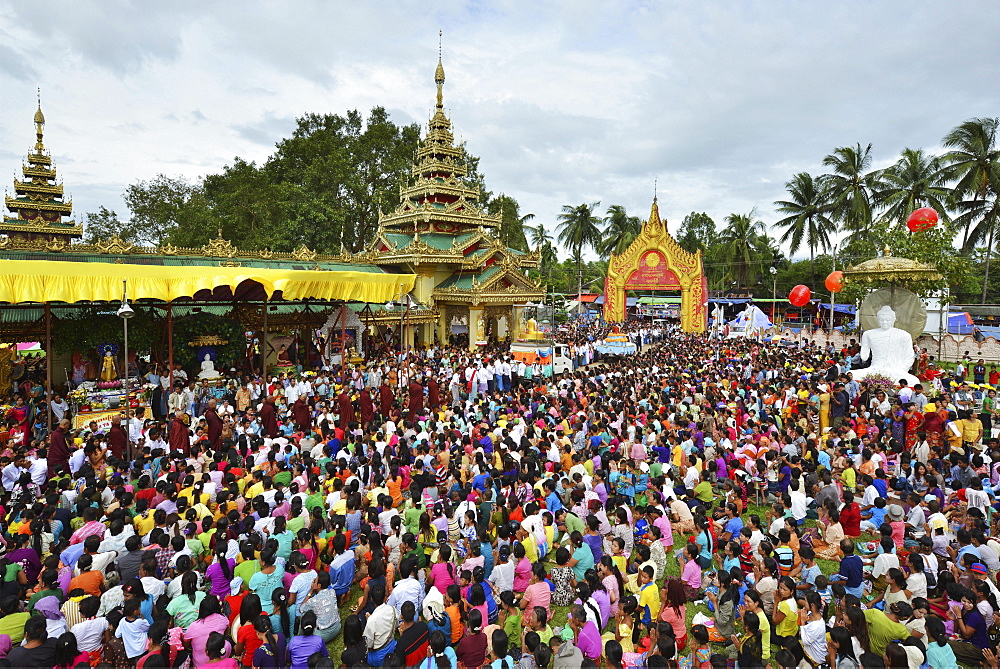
top-left (34, 88), bottom-right (44, 126)
top-left (653, 177), bottom-right (657, 203)
top-left (435, 30), bottom-right (445, 109)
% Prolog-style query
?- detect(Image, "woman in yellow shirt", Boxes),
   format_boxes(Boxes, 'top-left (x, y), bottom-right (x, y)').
top-left (771, 577), bottom-right (802, 664)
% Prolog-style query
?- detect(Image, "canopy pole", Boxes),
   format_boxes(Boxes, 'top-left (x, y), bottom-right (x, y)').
top-left (340, 303), bottom-right (347, 381)
top-left (45, 302), bottom-right (52, 435)
top-left (262, 298), bottom-right (269, 378)
top-left (167, 302), bottom-right (174, 391)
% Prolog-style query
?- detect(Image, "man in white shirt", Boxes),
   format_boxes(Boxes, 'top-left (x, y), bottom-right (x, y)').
top-left (1, 454), bottom-right (26, 491)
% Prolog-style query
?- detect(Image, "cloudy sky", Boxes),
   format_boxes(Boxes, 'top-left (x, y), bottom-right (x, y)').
top-left (1, 1), bottom-right (998, 258)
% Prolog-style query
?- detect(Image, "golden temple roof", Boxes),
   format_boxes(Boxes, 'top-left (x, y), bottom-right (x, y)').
top-left (1, 102), bottom-right (80, 240)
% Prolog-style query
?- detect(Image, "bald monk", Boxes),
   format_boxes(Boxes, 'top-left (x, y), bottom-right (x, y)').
top-left (379, 383), bottom-right (393, 418)
top-left (107, 414), bottom-right (128, 461)
top-left (48, 419), bottom-right (71, 477)
top-left (204, 399), bottom-right (223, 450)
top-left (337, 392), bottom-right (355, 429)
top-left (259, 396), bottom-right (279, 438)
top-left (407, 379), bottom-right (424, 421)
top-left (359, 388), bottom-right (374, 425)
top-left (168, 410), bottom-right (190, 456)
top-left (293, 396), bottom-right (311, 432)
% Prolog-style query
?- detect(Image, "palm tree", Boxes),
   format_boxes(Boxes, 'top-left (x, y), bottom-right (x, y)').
top-left (556, 202), bottom-right (603, 296)
top-left (943, 118), bottom-right (1000, 245)
top-left (597, 204), bottom-right (642, 258)
top-left (874, 148), bottom-right (952, 228)
top-left (821, 143), bottom-right (877, 246)
top-left (528, 223), bottom-right (551, 249)
top-left (774, 172), bottom-right (835, 280)
top-left (717, 210), bottom-right (769, 289)
top-left (943, 118), bottom-right (1000, 302)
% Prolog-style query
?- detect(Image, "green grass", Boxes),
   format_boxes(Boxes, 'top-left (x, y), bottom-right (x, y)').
top-left (320, 504), bottom-right (842, 662)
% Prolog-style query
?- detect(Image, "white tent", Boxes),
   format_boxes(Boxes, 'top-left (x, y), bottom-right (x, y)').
top-left (729, 304), bottom-right (772, 335)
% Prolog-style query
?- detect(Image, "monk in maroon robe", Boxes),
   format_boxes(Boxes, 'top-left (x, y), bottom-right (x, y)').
top-left (337, 392), bottom-right (355, 429)
top-left (168, 411), bottom-right (190, 456)
top-left (427, 377), bottom-right (440, 412)
top-left (204, 400), bottom-right (223, 450)
top-left (293, 397), bottom-right (311, 432)
top-left (407, 380), bottom-right (424, 421)
top-left (379, 384), bottom-right (393, 418)
top-left (359, 389), bottom-right (374, 425)
top-left (259, 397), bottom-right (279, 438)
top-left (107, 415), bottom-right (128, 461)
top-left (48, 419), bottom-right (71, 477)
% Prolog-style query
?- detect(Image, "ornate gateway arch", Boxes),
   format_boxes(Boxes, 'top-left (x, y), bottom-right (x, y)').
top-left (603, 199), bottom-right (707, 332)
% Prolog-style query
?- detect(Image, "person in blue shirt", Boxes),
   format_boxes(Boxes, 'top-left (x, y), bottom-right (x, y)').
top-left (860, 497), bottom-right (888, 533)
top-left (544, 480), bottom-right (564, 514)
top-left (718, 503), bottom-right (744, 544)
top-left (828, 538), bottom-right (864, 598)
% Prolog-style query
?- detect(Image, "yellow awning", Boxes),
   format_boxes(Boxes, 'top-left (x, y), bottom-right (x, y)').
top-left (0, 259), bottom-right (415, 304)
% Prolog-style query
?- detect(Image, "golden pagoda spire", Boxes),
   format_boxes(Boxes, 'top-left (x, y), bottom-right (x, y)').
top-left (435, 30), bottom-right (445, 110)
top-left (34, 89), bottom-right (46, 154)
top-left (1, 97), bottom-right (82, 242)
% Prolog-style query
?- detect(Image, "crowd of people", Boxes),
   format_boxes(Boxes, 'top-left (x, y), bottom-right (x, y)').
top-left (0, 319), bottom-right (997, 668)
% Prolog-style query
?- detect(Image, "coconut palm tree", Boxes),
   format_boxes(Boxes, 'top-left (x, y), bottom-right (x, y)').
top-left (556, 202), bottom-right (603, 296)
top-left (774, 172), bottom-right (835, 280)
top-left (821, 143), bottom-right (877, 246)
top-left (528, 223), bottom-right (551, 250)
top-left (943, 118), bottom-right (1000, 302)
top-left (597, 204), bottom-right (642, 258)
top-left (874, 148), bottom-right (952, 228)
top-left (717, 210), bottom-right (770, 290)
top-left (942, 118), bottom-right (1000, 248)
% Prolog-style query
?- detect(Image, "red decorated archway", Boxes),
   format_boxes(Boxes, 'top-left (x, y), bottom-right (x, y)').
top-left (603, 200), bottom-right (707, 332)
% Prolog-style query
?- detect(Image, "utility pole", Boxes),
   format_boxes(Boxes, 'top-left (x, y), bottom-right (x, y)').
top-left (829, 244), bottom-right (838, 332)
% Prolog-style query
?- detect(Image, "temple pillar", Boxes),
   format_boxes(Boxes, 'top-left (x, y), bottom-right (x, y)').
top-left (511, 305), bottom-right (524, 340)
top-left (404, 323), bottom-right (414, 350)
top-left (468, 305), bottom-right (483, 352)
top-left (420, 322), bottom-right (434, 347)
top-left (437, 310), bottom-right (448, 345)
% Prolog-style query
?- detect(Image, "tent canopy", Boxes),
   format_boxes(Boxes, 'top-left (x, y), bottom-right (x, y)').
top-left (0, 259), bottom-right (415, 305)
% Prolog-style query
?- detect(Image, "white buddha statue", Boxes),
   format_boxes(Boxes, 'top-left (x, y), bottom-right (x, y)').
top-left (858, 305), bottom-right (918, 387)
top-left (197, 353), bottom-right (222, 380)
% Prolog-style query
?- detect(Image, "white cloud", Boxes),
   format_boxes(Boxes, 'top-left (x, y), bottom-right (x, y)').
top-left (0, 1), bottom-right (998, 258)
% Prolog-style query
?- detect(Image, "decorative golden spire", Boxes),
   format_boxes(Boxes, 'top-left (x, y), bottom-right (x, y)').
top-left (435, 30), bottom-right (445, 110)
top-left (34, 89), bottom-right (45, 154)
top-left (1, 98), bottom-right (82, 242)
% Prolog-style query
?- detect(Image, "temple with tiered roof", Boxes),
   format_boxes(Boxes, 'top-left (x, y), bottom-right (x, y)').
top-left (368, 49), bottom-right (543, 349)
top-left (1, 99), bottom-right (82, 245)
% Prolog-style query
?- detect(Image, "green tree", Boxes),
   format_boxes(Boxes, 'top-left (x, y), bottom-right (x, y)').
top-left (942, 118), bottom-right (1000, 300)
top-left (82, 206), bottom-right (133, 245)
top-left (124, 175), bottom-right (210, 246)
top-left (773, 172), bottom-right (835, 280)
top-left (487, 194), bottom-right (531, 252)
top-left (556, 202), bottom-right (603, 294)
top-left (717, 210), bottom-right (773, 290)
top-left (676, 212), bottom-right (716, 254)
top-left (821, 143), bottom-right (877, 248)
top-left (596, 204), bottom-right (641, 258)
top-left (266, 107), bottom-right (421, 252)
top-left (873, 148), bottom-right (952, 229)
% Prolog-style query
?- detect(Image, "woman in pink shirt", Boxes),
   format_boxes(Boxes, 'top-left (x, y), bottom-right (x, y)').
top-left (679, 543), bottom-right (703, 600)
top-left (519, 564), bottom-right (552, 621)
top-left (183, 596), bottom-right (231, 667)
top-left (512, 543), bottom-right (532, 593)
top-left (426, 545), bottom-right (457, 592)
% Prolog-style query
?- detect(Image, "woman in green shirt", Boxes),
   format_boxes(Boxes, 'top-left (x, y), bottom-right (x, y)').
top-left (165, 571), bottom-right (205, 629)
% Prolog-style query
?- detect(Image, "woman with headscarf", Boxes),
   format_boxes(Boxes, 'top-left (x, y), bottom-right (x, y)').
top-left (32, 596), bottom-right (68, 638)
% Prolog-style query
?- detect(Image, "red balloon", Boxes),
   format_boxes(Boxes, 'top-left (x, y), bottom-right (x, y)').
top-left (906, 207), bottom-right (938, 232)
top-left (788, 284), bottom-right (811, 307)
top-left (825, 271), bottom-right (844, 293)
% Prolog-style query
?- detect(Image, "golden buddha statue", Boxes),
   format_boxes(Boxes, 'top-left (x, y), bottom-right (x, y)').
top-left (523, 317), bottom-right (544, 341)
top-left (100, 350), bottom-right (118, 381)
